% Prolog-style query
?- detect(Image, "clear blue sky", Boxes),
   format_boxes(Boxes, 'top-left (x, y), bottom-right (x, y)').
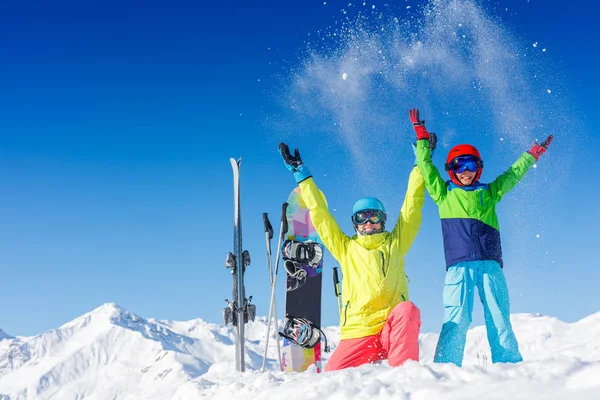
top-left (0, 0), bottom-right (598, 337)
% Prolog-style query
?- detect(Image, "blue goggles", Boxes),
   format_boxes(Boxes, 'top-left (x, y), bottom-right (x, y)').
top-left (352, 209), bottom-right (386, 225)
top-left (448, 156), bottom-right (483, 173)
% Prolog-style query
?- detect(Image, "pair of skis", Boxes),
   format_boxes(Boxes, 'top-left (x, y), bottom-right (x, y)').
top-left (223, 158), bottom-right (255, 372)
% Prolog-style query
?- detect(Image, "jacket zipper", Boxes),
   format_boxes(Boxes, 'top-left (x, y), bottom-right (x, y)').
top-left (473, 190), bottom-right (483, 259)
top-left (343, 301), bottom-right (349, 326)
top-left (380, 252), bottom-right (386, 277)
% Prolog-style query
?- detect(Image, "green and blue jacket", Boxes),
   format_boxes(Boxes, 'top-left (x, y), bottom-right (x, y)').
top-left (416, 140), bottom-right (536, 269)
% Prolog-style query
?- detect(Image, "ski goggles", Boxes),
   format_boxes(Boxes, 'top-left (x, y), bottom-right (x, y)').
top-left (447, 155), bottom-right (483, 173)
top-left (352, 209), bottom-right (386, 225)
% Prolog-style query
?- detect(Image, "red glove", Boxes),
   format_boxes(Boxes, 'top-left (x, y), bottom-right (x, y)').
top-left (528, 135), bottom-right (553, 161)
top-left (409, 108), bottom-right (430, 140)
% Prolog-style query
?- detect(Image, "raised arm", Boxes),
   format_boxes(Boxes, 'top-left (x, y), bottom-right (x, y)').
top-left (489, 135), bottom-right (553, 203)
top-left (390, 166), bottom-right (425, 254)
top-left (279, 143), bottom-right (350, 261)
top-left (410, 108), bottom-right (448, 204)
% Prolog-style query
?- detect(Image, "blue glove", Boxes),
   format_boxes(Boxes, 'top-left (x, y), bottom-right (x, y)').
top-left (412, 132), bottom-right (437, 166)
top-left (278, 143), bottom-right (312, 183)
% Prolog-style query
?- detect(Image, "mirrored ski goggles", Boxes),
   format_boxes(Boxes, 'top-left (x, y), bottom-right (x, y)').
top-left (448, 156), bottom-right (483, 173)
top-left (352, 209), bottom-right (386, 225)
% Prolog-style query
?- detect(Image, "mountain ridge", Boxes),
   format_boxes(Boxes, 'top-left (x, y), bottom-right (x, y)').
top-left (0, 303), bottom-right (598, 400)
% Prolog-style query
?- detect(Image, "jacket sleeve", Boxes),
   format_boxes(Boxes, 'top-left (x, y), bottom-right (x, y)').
top-left (391, 166), bottom-right (425, 254)
top-left (298, 177), bottom-right (350, 262)
top-left (488, 152), bottom-right (536, 203)
top-left (416, 139), bottom-right (448, 204)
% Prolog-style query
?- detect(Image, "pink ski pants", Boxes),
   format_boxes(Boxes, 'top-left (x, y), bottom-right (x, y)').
top-left (324, 301), bottom-right (421, 371)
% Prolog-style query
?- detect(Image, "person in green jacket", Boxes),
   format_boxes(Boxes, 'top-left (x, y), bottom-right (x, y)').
top-left (278, 142), bottom-right (428, 371)
top-left (409, 108), bottom-right (553, 366)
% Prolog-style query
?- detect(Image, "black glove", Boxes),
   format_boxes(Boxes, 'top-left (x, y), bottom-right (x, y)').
top-left (279, 143), bottom-right (312, 183)
top-left (278, 143), bottom-right (303, 171)
top-left (428, 132), bottom-right (437, 155)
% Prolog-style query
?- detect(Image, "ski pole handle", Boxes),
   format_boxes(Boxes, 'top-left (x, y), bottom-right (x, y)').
top-left (281, 202), bottom-right (289, 235)
top-left (333, 267), bottom-right (342, 319)
top-left (262, 213), bottom-right (274, 240)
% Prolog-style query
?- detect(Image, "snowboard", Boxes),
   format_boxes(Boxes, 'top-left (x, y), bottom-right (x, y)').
top-left (280, 187), bottom-right (324, 372)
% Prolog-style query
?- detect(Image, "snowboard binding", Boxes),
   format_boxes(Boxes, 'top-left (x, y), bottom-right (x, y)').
top-left (283, 240), bottom-right (323, 266)
top-left (279, 315), bottom-right (330, 352)
top-left (283, 240), bottom-right (323, 291)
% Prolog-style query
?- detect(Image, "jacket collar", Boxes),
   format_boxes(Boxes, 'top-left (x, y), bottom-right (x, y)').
top-left (447, 180), bottom-right (489, 191)
top-left (353, 231), bottom-right (388, 249)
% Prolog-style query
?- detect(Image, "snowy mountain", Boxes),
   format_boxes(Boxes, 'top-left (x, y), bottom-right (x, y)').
top-left (0, 303), bottom-right (598, 400)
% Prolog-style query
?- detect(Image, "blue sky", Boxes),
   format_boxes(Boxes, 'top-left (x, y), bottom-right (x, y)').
top-left (0, 0), bottom-right (598, 338)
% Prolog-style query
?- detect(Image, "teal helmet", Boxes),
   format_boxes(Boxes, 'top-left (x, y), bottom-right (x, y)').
top-left (352, 197), bottom-right (386, 215)
top-left (351, 197), bottom-right (387, 235)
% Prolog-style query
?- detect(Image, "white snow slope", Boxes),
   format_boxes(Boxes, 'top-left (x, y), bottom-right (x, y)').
top-left (0, 303), bottom-right (598, 400)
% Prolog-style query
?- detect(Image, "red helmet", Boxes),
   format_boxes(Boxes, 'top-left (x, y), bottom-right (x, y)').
top-left (445, 144), bottom-right (483, 186)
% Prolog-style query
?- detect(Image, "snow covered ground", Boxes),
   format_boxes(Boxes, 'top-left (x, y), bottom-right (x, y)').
top-left (0, 303), bottom-right (598, 399)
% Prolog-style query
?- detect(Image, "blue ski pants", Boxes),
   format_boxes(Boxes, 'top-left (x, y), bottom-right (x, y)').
top-left (433, 260), bottom-right (523, 366)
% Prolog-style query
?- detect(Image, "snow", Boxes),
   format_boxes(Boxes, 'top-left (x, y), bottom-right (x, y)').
top-left (0, 303), bottom-right (599, 399)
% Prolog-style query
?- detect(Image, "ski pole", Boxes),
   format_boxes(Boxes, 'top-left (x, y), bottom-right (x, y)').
top-left (262, 202), bottom-right (288, 372)
top-left (261, 212), bottom-right (282, 371)
top-left (262, 212), bottom-right (274, 286)
top-left (333, 267), bottom-right (342, 317)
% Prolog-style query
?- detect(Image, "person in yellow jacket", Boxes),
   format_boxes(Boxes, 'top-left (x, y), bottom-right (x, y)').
top-left (278, 142), bottom-right (429, 371)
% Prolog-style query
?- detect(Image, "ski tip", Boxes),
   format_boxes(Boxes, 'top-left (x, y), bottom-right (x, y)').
top-left (229, 157), bottom-right (243, 166)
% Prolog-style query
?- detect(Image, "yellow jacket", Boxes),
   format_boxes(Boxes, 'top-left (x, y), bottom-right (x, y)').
top-left (298, 167), bottom-right (425, 339)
